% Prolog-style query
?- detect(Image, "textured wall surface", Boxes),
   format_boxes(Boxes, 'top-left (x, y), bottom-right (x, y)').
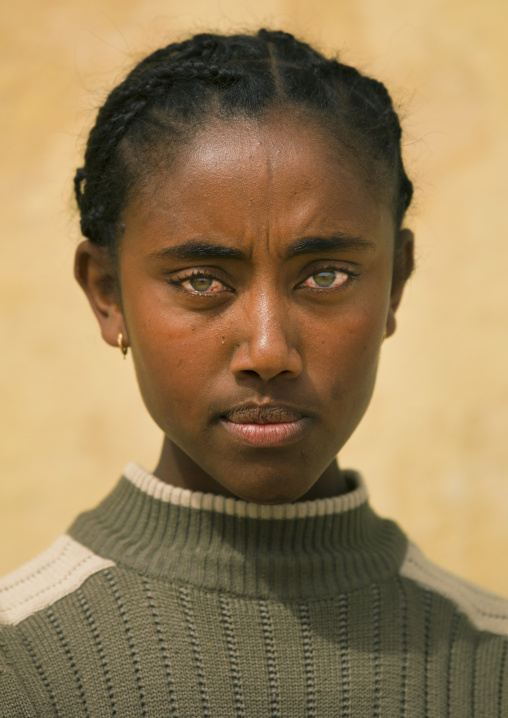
top-left (1, 0), bottom-right (507, 592)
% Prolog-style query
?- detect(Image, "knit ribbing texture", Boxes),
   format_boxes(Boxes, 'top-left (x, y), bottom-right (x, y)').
top-left (1, 463), bottom-right (508, 717)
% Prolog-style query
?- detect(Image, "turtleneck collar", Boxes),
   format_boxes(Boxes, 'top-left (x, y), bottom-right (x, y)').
top-left (68, 463), bottom-right (407, 600)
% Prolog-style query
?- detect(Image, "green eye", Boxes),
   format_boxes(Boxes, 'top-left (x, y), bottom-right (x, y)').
top-left (313, 271), bottom-right (336, 287)
top-left (190, 276), bottom-right (213, 292)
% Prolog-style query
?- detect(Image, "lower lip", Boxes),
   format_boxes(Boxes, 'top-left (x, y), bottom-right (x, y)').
top-left (220, 418), bottom-right (308, 447)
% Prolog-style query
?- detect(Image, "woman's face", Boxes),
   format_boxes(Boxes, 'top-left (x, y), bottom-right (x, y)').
top-left (82, 116), bottom-right (412, 503)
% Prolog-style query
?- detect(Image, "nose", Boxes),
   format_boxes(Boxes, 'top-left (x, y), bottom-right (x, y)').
top-left (230, 290), bottom-right (303, 382)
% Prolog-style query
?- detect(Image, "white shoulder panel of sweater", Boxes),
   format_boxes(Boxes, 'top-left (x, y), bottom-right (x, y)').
top-left (0, 535), bottom-right (114, 626)
top-left (400, 540), bottom-right (508, 635)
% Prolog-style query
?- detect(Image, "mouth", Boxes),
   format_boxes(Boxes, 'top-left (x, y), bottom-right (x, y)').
top-left (220, 403), bottom-right (310, 448)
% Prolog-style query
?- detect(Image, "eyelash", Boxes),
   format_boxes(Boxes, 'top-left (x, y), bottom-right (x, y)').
top-left (168, 266), bottom-right (359, 296)
top-left (168, 270), bottom-right (232, 297)
top-left (301, 265), bottom-right (360, 291)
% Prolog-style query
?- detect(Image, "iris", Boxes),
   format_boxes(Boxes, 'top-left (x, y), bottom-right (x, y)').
top-left (313, 271), bottom-right (336, 287)
top-left (190, 276), bottom-right (213, 292)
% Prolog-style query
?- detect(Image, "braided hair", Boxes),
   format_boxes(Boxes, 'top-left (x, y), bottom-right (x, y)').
top-left (74, 29), bottom-right (413, 257)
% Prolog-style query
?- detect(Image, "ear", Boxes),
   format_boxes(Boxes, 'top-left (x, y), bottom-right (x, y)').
top-left (74, 240), bottom-right (128, 350)
top-left (386, 228), bottom-right (414, 338)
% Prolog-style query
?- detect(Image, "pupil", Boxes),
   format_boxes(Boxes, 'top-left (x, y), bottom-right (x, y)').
top-left (190, 277), bottom-right (213, 291)
top-left (314, 271), bottom-right (335, 287)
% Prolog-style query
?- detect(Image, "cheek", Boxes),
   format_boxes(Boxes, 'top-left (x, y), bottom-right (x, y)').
top-left (126, 299), bottom-right (224, 428)
top-left (307, 304), bottom-right (383, 406)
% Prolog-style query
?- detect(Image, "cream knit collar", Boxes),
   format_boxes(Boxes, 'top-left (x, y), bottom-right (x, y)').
top-left (68, 463), bottom-right (407, 600)
top-left (123, 462), bottom-right (369, 519)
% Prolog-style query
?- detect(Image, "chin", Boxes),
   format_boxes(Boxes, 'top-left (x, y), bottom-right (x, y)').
top-left (224, 476), bottom-right (312, 505)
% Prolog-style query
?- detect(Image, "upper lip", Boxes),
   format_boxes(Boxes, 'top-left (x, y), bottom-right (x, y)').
top-left (222, 403), bottom-right (306, 424)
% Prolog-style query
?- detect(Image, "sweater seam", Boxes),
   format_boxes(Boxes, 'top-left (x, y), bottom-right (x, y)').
top-left (402, 557), bottom-right (508, 620)
top-left (100, 561), bottom-right (404, 604)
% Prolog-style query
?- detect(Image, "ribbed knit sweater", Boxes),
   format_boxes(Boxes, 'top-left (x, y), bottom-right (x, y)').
top-left (1, 464), bottom-right (508, 717)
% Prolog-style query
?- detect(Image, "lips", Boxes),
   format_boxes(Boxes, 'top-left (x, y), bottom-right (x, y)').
top-left (224, 404), bottom-right (304, 424)
top-left (220, 403), bottom-right (309, 447)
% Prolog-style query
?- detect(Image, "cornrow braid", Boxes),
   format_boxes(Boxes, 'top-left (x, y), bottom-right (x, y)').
top-left (75, 60), bottom-right (245, 245)
top-left (75, 29), bottom-right (413, 253)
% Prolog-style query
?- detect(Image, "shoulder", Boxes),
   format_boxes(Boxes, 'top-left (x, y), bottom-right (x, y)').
top-left (0, 537), bottom-right (115, 716)
top-left (0, 534), bottom-right (115, 627)
top-left (400, 540), bottom-right (508, 635)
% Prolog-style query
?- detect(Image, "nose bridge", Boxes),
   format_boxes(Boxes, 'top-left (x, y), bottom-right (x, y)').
top-left (250, 284), bottom-right (287, 347)
top-left (231, 282), bottom-right (302, 380)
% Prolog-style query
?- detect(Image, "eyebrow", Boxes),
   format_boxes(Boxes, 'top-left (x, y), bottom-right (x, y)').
top-left (286, 235), bottom-right (376, 258)
top-left (149, 241), bottom-right (245, 261)
top-left (149, 234), bottom-right (375, 262)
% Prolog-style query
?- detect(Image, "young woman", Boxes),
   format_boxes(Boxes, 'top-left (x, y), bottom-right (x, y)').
top-left (1, 29), bottom-right (507, 717)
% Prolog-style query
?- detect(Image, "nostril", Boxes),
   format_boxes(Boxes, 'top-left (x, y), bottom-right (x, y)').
top-left (241, 369), bottom-right (260, 379)
top-left (230, 330), bottom-right (303, 381)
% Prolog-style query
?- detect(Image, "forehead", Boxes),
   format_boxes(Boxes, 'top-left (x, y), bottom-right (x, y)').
top-left (122, 115), bottom-right (394, 250)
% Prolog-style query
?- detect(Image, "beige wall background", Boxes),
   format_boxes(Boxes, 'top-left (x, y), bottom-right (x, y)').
top-left (1, 0), bottom-right (507, 592)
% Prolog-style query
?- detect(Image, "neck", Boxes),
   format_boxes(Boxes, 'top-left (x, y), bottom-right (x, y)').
top-left (154, 438), bottom-right (349, 502)
top-left (68, 462), bottom-right (407, 600)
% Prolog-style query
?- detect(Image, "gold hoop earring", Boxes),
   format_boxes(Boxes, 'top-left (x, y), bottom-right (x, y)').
top-left (117, 332), bottom-right (128, 358)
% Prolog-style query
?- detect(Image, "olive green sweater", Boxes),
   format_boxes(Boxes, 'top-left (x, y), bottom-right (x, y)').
top-left (1, 463), bottom-right (508, 717)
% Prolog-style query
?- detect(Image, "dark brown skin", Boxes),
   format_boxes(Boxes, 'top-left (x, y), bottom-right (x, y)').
top-left (75, 115), bottom-right (413, 504)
